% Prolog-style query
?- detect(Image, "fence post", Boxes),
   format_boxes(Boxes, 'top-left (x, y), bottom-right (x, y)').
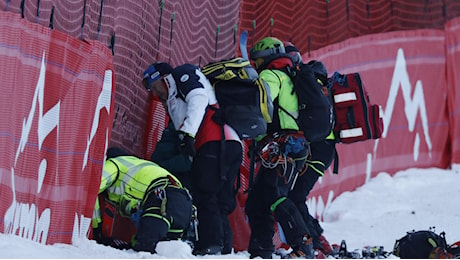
top-left (81, 0), bottom-right (87, 40)
top-left (20, 0), bottom-right (25, 18)
top-left (215, 25), bottom-right (220, 58)
top-left (97, 0), bottom-right (104, 40)
top-left (168, 12), bottom-right (175, 63)
top-left (36, 0), bottom-right (40, 23)
top-left (157, 0), bottom-right (164, 50)
top-left (49, 5), bottom-right (54, 29)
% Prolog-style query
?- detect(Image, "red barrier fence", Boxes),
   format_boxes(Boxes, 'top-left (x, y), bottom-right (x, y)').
top-left (445, 18), bottom-right (460, 167)
top-left (2, 0), bottom-right (459, 159)
top-left (0, 11), bottom-right (114, 245)
top-left (238, 0), bottom-right (460, 57)
top-left (306, 28), bottom-right (451, 217)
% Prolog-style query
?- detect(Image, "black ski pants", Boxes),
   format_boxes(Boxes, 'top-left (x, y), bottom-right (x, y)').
top-left (245, 150), bottom-right (310, 258)
top-left (190, 140), bottom-right (242, 253)
top-left (289, 139), bottom-right (336, 249)
top-left (133, 186), bottom-right (193, 253)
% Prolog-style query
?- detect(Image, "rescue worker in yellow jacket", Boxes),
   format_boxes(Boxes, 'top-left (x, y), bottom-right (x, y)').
top-left (92, 148), bottom-right (193, 254)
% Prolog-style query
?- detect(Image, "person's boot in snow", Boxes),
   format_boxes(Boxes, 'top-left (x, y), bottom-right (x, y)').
top-left (286, 235), bottom-right (315, 259)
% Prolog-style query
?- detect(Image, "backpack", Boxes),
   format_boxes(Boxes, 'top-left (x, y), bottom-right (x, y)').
top-left (93, 193), bottom-right (137, 249)
top-left (281, 63), bottom-right (334, 143)
top-left (328, 72), bottom-right (383, 143)
top-left (201, 57), bottom-right (274, 139)
top-left (393, 230), bottom-right (454, 259)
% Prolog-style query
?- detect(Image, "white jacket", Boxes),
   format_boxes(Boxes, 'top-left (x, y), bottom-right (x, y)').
top-left (163, 64), bottom-right (217, 137)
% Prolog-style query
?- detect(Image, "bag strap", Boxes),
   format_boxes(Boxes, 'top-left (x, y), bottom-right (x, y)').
top-left (268, 69), bottom-right (298, 123)
top-left (332, 145), bottom-right (339, 174)
top-left (245, 139), bottom-right (257, 193)
top-left (106, 158), bottom-right (121, 188)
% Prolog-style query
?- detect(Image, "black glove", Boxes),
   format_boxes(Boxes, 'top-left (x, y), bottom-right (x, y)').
top-left (179, 132), bottom-right (196, 157)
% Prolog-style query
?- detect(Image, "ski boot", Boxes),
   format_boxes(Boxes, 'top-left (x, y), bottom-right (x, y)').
top-left (286, 235), bottom-right (315, 259)
top-left (330, 240), bottom-right (361, 259)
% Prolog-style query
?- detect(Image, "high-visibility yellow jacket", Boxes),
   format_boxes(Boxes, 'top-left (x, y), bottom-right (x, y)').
top-left (92, 156), bottom-right (183, 228)
top-left (260, 68), bottom-right (299, 131)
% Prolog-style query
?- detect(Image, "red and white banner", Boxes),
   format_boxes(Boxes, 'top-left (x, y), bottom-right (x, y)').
top-left (0, 12), bottom-right (114, 245)
top-left (445, 17), bottom-right (460, 166)
top-left (306, 29), bottom-right (450, 221)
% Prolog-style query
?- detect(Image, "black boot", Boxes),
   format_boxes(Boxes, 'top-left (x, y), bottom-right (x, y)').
top-left (222, 216), bottom-right (233, 254)
top-left (248, 237), bottom-right (274, 259)
top-left (288, 235), bottom-right (315, 259)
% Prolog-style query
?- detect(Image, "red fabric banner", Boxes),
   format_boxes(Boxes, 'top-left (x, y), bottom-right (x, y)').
top-left (445, 17), bottom-right (460, 166)
top-left (307, 29), bottom-right (450, 220)
top-left (0, 12), bottom-right (114, 245)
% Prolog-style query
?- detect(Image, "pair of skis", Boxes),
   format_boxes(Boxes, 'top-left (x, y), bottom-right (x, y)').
top-left (327, 240), bottom-right (389, 259)
top-left (275, 240), bottom-right (390, 259)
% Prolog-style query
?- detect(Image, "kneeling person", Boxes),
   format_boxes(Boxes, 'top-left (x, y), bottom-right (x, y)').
top-left (92, 153), bottom-right (193, 253)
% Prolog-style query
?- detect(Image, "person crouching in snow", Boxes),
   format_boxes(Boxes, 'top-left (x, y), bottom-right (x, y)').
top-left (91, 149), bottom-right (193, 254)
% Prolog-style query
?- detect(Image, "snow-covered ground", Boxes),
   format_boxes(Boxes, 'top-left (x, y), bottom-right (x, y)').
top-left (1, 167), bottom-right (459, 258)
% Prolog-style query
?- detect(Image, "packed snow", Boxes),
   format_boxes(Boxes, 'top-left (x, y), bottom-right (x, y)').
top-left (1, 167), bottom-right (459, 258)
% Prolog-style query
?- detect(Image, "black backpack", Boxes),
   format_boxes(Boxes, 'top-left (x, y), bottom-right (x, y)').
top-left (280, 63), bottom-right (334, 143)
top-left (201, 57), bottom-right (274, 139)
top-left (393, 230), bottom-right (453, 259)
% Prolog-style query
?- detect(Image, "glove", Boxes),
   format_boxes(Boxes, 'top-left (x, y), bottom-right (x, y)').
top-left (179, 131), bottom-right (196, 157)
top-left (130, 209), bottom-right (144, 228)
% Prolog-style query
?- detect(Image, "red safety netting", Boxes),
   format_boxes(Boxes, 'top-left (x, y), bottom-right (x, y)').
top-left (0, 11), bottom-right (114, 245)
top-left (2, 0), bottom-right (458, 158)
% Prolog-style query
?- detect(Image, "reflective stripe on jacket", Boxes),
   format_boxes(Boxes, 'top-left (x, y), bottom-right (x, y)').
top-left (92, 156), bottom-right (182, 227)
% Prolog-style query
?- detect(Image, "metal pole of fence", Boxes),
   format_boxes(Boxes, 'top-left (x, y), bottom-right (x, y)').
top-left (443, 0), bottom-right (447, 23)
top-left (326, 0), bottom-right (330, 45)
top-left (251, 20), bottom-right (256, 47)
top-left (215, 25), bottom-right (220, 58)
top-left (157, 1), bottom-right (164, 50)
top-left (168, 12), bottom-right (175, 63)
top-left (49, 5), bottom-right (54, 29)
top-left (390, 0), bottom-right (393, 17)
top-left (346, 0), bottom-right (350, 21)
top-left (233, 24), bottom-right (237, 46)
top-left (366, 0), bottom-right (370, 17)
top-left (97, 0), bottom-right (104, 40)
top-left (81, 0), bottom-right (87, 40)
top-left (20, 0), bottom-right (25, 18)
top-left (36, 0), bottom-right (40, 23)
top-left (269, 18), bottom-right (273, 37)
top-left (109, 32), bottom-right (115, 55)
top-left (366, 0), bottom-right (370, 32)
